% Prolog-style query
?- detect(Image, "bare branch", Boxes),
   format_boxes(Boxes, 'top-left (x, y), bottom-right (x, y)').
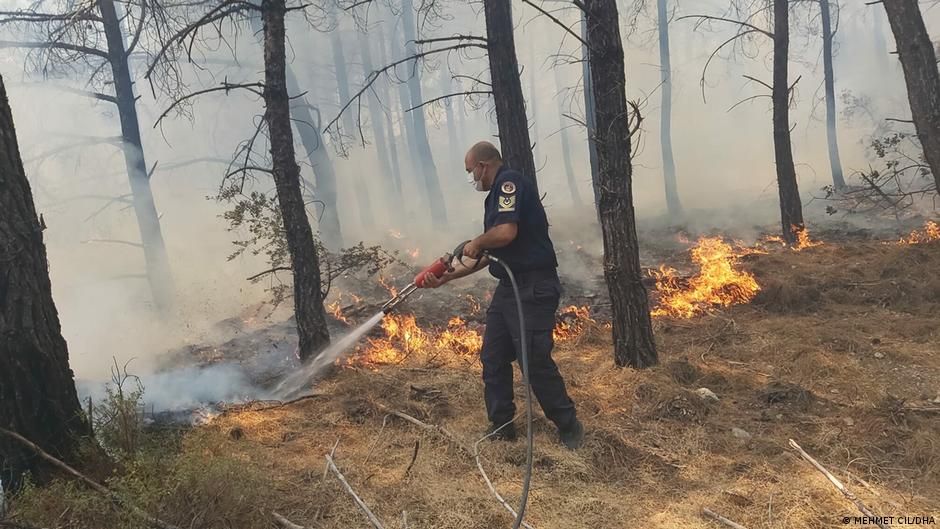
top-left (742, 74), bottom-right (772, 92)
top-left (413, 35), bottom-right (487, 45)
top-left (125, 1), bottom-right (147, 57)
top-left (677, 14), bottom-right (774, 39)
top-left (521, 0), bottom-right (589, 49)
top-left (405, 90), bottom-right (491, 112)
top-left (695, 29), bottom-right (763, 103)
top-left (247, 267), bottom-right (292, 282)
top-left (154, 81), bottom-right (265, 127)
top-left (0, 40), bottom-right (109, 59)
top-left (728, 94), bottom-right (771, 112)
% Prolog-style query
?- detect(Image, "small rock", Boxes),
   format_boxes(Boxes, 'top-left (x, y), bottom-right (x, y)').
top-left (695, 388), bottom-right (719, 402)
top-left (843, 417), bottom-right (855, 426)
top-left (775, 414), bottom-right (783, 420)
top-left (932, 396), bottom-right (940, 404)
top-left (830, 388), bottom-right (840, 394)
top-left (731, 427), bottom-right (752, 440)
top-left (874, 352), bottom-right (886, 359)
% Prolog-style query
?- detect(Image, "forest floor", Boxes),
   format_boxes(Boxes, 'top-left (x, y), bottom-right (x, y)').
top-left (172, 222), bottom-right (940, 528)
top-left (11, 220), bottom-right (940, 529)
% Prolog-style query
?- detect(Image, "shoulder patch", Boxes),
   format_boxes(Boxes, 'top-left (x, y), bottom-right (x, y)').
top-left (498, 194), bottom-right (516, 212)
top-left (500, 181), bottom-right (516, 194)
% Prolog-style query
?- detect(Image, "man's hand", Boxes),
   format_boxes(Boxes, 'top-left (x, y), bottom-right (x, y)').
top-left (463, 238), bottom-right (483, 259)
top-left (420, 270), bottom-right (450, 289)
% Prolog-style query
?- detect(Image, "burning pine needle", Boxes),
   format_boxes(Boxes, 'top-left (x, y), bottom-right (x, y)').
top-left (651, 237), bottom-right (760, 318)
top-left (899, 220), bottom-right (940, 244)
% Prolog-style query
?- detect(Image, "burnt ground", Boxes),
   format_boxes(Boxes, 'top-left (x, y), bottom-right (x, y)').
top-left (121, 222), bottom-right (940, 529)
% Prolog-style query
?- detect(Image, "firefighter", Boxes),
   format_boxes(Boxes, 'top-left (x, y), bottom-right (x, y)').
top-left (419, 141), bottom-right (584, 450)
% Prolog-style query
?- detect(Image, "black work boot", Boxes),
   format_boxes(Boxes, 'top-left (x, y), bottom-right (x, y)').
top-left (486, 421), bottom-right (517, 441)
top-left (558, 418), bottom-right (584, 450)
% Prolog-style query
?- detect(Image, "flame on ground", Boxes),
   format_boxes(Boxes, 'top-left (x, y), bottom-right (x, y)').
top-left (327, 301), bottom-right (349, 324)
top-left (378, 275), bottom-right (399, 298)
top-left (554, 305), bottom-right (594, 342)
top-left (793, 226), bottom-right (823, 251)
top-left (899, 220), bottom-right (940, 244)
top-left (349, 314), bottom-right (484, 367)
top-left (651, 237), bottom-right (760, 318)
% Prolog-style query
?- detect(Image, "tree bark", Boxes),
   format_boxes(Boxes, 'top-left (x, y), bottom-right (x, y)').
top-left (356, 26), bottom-right (403, 215)
top-left (0, 74), bottom-right (90, 489)
top-left (580, 12), bottom-right (601, 214)
top-left (553, 63), bottom-right (583, 207)
top-left (400, 0), bottom-right (447, 223)
top-left (820, 0), bottom-right (845, 190)
top-left (330, 20), bottom-right (375, 229)
top-left (883, 0), bottom-right (940, 194)
top-left (657, 0), bottom-right (683, 216)
top-left (584, 0), bottom-right (657, 369)
top-left (262, 0), bottom-right (330, 361)
top-left (483, 0), bottom-right (538, 190)
top-left (98, 0), bottom-right (175, 312)
top-left (772, 0), bottom-right (803, 243)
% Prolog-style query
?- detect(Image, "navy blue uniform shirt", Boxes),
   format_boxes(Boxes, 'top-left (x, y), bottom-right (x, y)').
top-left (483, 166), bottom-right (558, 280)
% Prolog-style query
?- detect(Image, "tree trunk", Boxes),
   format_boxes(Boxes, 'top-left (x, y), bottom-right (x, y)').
top-left (356, 26), bottom-right (403, 214)
top-left (872, 6), bottom-right (892, 76)
top-left (0, 74), bottom-right (90, 489)
top-left (330, 21), bottom-right (375, 229)
top-left (584, 0), bottom-right (658, 369)
top-left (285, 69), bottom-right (344, 250)
top-left (440, 71), bottom-right (460, 170)
top-left (386, 21), bottom-right (420, 185)
top-left (657, 0), bottom-right (683, 216)
top-left (375, 21), bottom-right (405, 201)
top-left (772, 0), bottom-right (803, 243)
top-left (483, 0), bottom-right (538, 190)
top-left (400, 0), bottom-right (447, 223)
top-left (99, 0), bottom-right (175, 312)
top-left (883, 0), bottom-right (940, 194)
top-left (581, 12), bottom-right (601, 213)
top-left (553, 63), bottom-right (583, 207)
top-left (262, 0), bottom-right (330, 361)
top-left (820, 0), bottom-right (845, 190)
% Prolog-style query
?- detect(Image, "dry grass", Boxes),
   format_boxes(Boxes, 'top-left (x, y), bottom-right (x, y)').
top-left (11, 239), bottom-right (940, 529)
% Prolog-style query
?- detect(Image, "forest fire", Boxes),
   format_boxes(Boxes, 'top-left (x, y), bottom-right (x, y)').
top-left (651, 237), bottom-right (760, 318)
top-left (348, 314), bottom-right (484, 367)
top-left (793, 227), bottom-right (823, 251)
top-left (899, 220), bottom-right (940, 244)
top-left (326, 301), bottom-right (349, 324)
top-left (554, 305), bottom-right (594, 342)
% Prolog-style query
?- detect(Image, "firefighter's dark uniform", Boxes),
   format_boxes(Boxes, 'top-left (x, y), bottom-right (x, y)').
top-left (481, 166), bottom-right (578, 432)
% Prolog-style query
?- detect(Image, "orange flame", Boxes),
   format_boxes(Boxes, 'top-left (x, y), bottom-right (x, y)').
top-left (378, 275), bottom-right (399, 298)
top-left (651, 237), bottom-right (760, 318)
top-left (793, 226), bottom-right (823, 251)
top-left (553, 305), bottom-right (594, 342)
top-left (349, 314), bottom-right (483, 367)
top-left (899, 220), bottom-right (940, 244)
top-left (327, 301), bottom-right (349, 324)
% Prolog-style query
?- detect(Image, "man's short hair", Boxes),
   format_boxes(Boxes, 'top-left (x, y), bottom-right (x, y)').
top-left (469, 141), bottom-right (502, 163)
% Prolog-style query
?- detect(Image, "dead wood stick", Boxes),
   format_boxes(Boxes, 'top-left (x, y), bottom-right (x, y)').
top-left (0, 428), bottom-right (182, 529)
top-left (372, 405), bottom-right (534, 529)
top-left (325, 454), bottom-right (386, 529)
top-left (403, 439), bottom-right (419, 477)
top-left (702, 507), bottom-right (748, 529)
top-left (272, 512), bottom-right (308, 529)
top-left (788, 439), bottom-right (889, 529)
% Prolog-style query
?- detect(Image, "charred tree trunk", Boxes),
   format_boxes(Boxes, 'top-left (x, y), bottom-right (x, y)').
top-left (820, 0), bottom-right (845, 190)
top-left (657, 0), bottom-right (682, 216)
top-left (581, 12), bottom-right (601, 213)
top-left (262, 0), bottom-right (330, 361)
top-left (483, 0), bottom-right (538, 190)
top-left (583, 0), bottom-right (657, 368)
top-left (0, 74), bottom-right (90, 488)
top-left (356, 27), bottom-right (403, 213)
top-left (772, 0), bottom-right (803, 243)
top-left (330, 22), bottom-right (375, 229)
top-left (285, 70), bottom-right (344, 250)
top-left (553, 64), bottom-right (583, 207)
top-left (883, 0), bottom-right (940, 194)
top-left (400, 0), bottom-right (447, 223)
top-left (98, 0), bottom-right (175, 312)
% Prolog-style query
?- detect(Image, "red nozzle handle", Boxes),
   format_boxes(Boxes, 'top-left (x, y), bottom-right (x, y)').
top-left (414, 257), bottom-right (449, 287)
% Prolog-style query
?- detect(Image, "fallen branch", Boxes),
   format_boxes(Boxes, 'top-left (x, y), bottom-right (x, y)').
top-left (372, 404), bottom-right (534, 529)
top-left (702, 507), bottom-right (748, 529)
top-left (0, 428), bottom-right (183, 529)
top-left (788, 439), bottom-right (889, 529)
top-left (272, 512), bottom-right (307, 529)
top-left (325, 454), bottom-right (386, 529)
top-left (403, 439), bottom-right (419, 477)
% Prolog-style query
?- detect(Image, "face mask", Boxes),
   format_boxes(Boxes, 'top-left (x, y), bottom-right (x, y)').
top-left (468, 172), bottom-right (485, 192)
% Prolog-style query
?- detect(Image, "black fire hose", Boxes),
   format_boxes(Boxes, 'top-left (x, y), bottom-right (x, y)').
top-left (452, 243), bottom-right (533, 529)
